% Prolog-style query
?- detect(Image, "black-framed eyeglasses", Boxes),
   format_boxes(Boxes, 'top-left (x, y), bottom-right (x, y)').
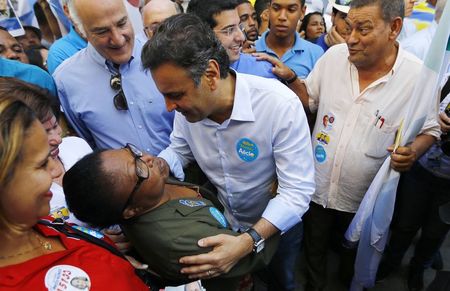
top-left (121, 143), bottom-right (150, 212)
top-left (110, 73), bottom-right (129, 110)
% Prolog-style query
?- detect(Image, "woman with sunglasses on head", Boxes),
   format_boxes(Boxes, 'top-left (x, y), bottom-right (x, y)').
top-left (0, 94), bottom-right (148, 290)
top-left (0, 77), bottom-right (92, 226)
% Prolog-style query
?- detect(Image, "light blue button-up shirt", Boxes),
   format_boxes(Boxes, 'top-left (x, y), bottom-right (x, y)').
top-left (54, 37), bottom-right (174, 155)
top-left (255, 31), bottom-right (324, 79)
top-left (159, 72), bottom-right (315, 232)
top-left (47, 26), bottom-right (88, 75)
top-left (230, 53), bottom-right (277, 79)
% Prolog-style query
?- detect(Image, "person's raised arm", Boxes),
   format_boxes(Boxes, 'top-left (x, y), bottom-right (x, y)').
top-left (252, 52), bottom-right (311, 111)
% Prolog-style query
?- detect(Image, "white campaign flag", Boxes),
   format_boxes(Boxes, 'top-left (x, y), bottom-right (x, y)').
top-left (345, 1), bottom-right (450, 289)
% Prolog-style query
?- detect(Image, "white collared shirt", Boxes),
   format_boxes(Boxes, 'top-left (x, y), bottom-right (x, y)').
top-left (305, 44), bottom-right (440, 213)
top-left (160, 72), bottom-right (315, 232)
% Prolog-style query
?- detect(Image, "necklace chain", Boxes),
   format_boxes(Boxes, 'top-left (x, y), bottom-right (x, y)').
top-left (0, 233), bottom-right (52, 260)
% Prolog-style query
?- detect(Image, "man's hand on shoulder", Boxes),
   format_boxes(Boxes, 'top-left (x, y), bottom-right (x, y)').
top-left (179, 233), bottom-right (253, 279)
top-left (252, 52), bottom-right (295, 81)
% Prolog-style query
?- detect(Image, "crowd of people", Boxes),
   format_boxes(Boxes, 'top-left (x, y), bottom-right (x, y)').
top-left (0, 0), bottom-right (449, 290)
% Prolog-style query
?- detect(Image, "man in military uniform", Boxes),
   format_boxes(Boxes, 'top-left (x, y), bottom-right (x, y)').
top-left (64, 145), bottom-right (279, 290)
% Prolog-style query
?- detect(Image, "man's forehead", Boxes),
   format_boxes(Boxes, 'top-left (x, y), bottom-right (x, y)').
top-left (0, 30), bottom-right (17, 44)
top-left (237, 2), bottom-right (255, 13)
top-left (271, 0), bottom-right (303, 6)
top-left (77, 0), bottom-right (127, 27)
top-left (213, 9), bottom-right (240, 28)
top-left (347, 4), bottom-right (382, 24)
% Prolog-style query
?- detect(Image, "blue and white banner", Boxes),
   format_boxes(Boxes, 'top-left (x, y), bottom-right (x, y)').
top-left (0, 0), bottom-right (24, 36)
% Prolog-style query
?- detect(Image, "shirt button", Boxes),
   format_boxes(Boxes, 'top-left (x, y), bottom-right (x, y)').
top-left (146, 148), bottom-right (151, 152)
top-left (138, 125), bottom-right (143, 129)
top-left (130, 101), bottom-right (134, 105)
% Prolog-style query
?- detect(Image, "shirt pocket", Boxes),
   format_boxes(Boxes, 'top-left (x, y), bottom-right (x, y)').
top-left (362, 114), bottom-right (397, 159)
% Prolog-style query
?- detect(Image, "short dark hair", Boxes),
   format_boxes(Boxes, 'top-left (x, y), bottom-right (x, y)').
top-left (141, 13), bottom-right (229, 86)
top-left (0, 77), bottom-right (59, 122)
top-left (298, 12), bottom-right (326, 39)
top-left (23, 25), bottom-right (42, 40)
top-left (187, 0), bottom-right (239, 28)
top-left (236, 0), bottom-right (251, 5)
top-left (269, 0), bottom-right (305, 6)
top-left (254, 0), bottom-right (270, 26)
top-left (64, 150), bottom-right (126, 228)
top-left (350, 0), bottom-right (404, 22)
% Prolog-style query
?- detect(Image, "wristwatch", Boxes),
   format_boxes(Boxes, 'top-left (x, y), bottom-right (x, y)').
top-left (245, 228), bottom-right (265, 253)
top-left (281, 69), bottom-right (298, 85)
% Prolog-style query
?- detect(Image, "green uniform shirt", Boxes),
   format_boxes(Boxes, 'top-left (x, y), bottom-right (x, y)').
top-left (122, 197), bottom-right (278, 287)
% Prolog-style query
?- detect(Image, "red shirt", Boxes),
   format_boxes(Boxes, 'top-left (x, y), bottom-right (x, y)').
top-left (0, 219), bottom-right (148, 291)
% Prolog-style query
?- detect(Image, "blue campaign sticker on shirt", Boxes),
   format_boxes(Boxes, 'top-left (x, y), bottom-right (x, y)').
top-left (72, 226), bottom-right (104, 239)
top-left (179, 199), bottom-right (206, 208)
top-left (209, 207), bottom-right (228, 228)
top-left (315, 145), bottom-right (327, 164)
top-left (236, 138), bottom-right (259, 162)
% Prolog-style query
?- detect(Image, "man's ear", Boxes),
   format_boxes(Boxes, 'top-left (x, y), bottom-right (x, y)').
top-left (203, 59), bottom-right (221, 91)
top-left (301, 4), bottom-right (307, 19)
top-left (122, 206), bottom-right (141, 220)
top-left (389, 17), bottom-right (403, 40)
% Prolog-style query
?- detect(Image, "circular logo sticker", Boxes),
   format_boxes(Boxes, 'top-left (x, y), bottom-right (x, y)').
top-left (45, 265), bottom-right (91, 291)
top-left (209, 207), bottom-right (228, 228)
top-left (236, 138), bottom-right (259, 162)
top-left (315, 145), bottom-right (327, 164)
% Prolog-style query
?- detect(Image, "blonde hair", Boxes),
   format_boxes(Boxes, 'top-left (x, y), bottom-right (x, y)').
top-left (0, 96), bottom-right (36, 186)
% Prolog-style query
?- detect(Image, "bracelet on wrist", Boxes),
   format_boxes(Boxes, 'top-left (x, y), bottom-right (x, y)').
top-left (283, 69), bottom-right (298, 85)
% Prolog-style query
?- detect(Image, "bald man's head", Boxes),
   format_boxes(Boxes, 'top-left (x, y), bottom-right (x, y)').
top-left (142, 0), bottom-right (181, 38)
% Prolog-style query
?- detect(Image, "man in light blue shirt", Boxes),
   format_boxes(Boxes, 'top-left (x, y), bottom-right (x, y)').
top-left (54, 0), bottom-right (173, 154)
top-left (187, 0), bottom-right (277, 79)
top-left (47, 0), bottom-right (87, 74)
top-left (142, 14), bottom-right (315, 291)
top-left (254, 0), bottom-right (323, 79)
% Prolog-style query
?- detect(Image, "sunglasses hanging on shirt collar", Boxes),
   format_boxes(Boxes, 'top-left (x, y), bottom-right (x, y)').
top-left (110, 73), bottom-right (129, 110)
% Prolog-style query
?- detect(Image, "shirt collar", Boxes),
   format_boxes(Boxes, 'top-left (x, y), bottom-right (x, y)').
top-left (228, 70), bottom-right (255, 122)
top-left (349, 42), bottom-right (406, 90)
top-left (292, 32), bottom-right (306, 52)
top-left (87, 39), bottom-right (137, 72)
top-left (255, 30), bottom-right (305, 54)
top-left (67, 26), bottom-right (87, 49)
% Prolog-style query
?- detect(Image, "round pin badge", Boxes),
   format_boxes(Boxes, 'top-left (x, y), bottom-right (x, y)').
top-left (315, 145), bottom-right (327, 164)
top-left (236, 138), bottom-right (259, 162)
top-left (45, 265), bottom-right (91, 291)
top-left (209, 207), bottom-right (228, 228)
